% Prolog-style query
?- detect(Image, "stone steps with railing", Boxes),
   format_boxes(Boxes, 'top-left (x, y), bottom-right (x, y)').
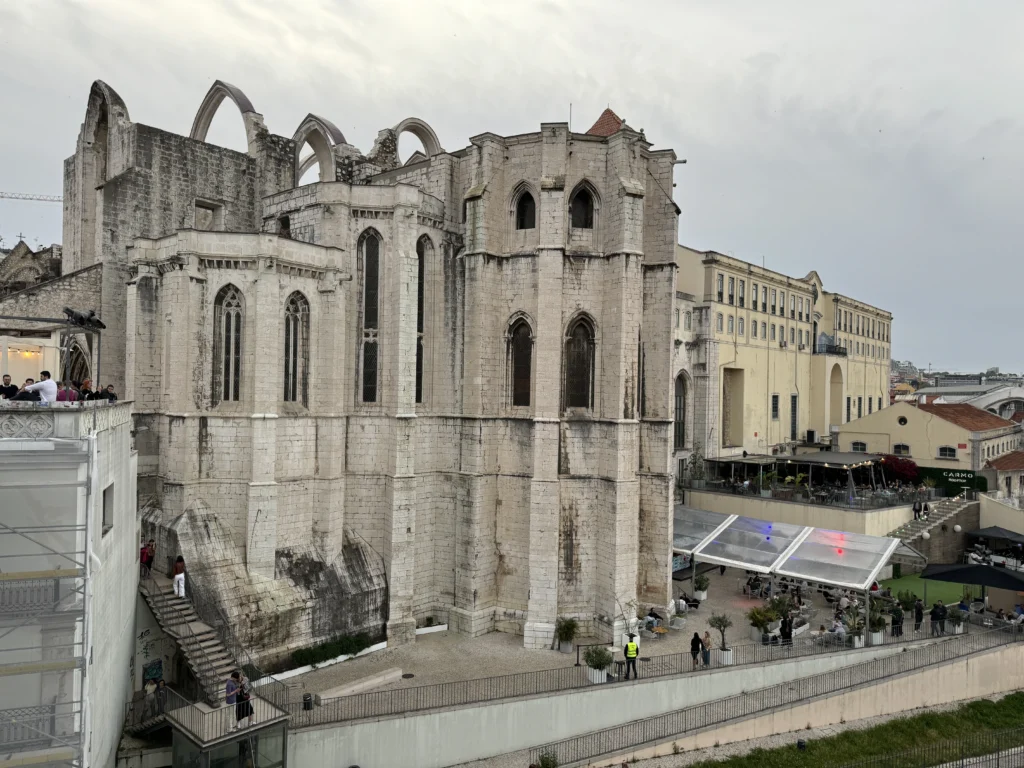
top-left (139, 574), bottom-right (240, 707)
top-left (888, 495), bottom-right (972, 543)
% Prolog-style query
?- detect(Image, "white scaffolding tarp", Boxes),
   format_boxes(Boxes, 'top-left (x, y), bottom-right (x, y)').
top-left (673, 505), bottom-right (921, 591)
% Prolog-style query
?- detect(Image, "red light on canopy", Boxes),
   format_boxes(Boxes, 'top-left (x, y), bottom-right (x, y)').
top-left (837, 548), bottom-right (843, 556)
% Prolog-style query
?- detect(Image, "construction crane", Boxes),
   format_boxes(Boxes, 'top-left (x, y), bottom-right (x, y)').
top-left (0, 192), bottom-right (63, 203)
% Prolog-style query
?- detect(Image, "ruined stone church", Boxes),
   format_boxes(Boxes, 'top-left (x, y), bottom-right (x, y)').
top-left (2, 80), bottom-right (681, 658)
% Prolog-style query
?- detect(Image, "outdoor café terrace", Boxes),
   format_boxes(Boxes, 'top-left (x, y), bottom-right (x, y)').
top-left (678, 452), bottom-right (933, 536)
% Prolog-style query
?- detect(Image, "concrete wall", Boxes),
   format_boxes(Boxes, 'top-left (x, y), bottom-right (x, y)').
top-left (981, 493), bottom-right (1024, 533)
top-left (685, 489), bottom-right (912, 537)
top-left (600, 642), bottom-right (1024, 765)
top-left (288, 644), bottom-right (903, 768)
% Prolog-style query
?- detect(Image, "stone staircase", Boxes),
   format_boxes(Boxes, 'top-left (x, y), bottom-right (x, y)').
top-left (139, 574), bottom-right (239, 707)
top-left (888, 495), bottom-right (971, 543)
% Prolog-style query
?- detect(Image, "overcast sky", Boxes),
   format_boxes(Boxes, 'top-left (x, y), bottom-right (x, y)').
top-left (1, 0), bottom-right (1021, 372)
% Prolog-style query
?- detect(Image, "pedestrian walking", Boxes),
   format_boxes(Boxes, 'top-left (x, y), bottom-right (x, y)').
top-left (623, 633), bottom-right (639, 680)
top-left (172, 556), bottom-right (186, 598)
top-left (914, 598), bottom-right (924, 633)
top-left (912, 500), bottom-right (922, 520)
top-left (690, 632), bottom-right (704, 671)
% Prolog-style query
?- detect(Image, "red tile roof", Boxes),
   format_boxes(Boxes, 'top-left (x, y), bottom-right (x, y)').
top-left (1011, 412), bottom-right (1024, 424)
top-left (917, 403), bottom-right (1017, 432)
top-left (987, 450), bottom-right (1024, 471)
top-left (586, 108), bottom-right (624, 137)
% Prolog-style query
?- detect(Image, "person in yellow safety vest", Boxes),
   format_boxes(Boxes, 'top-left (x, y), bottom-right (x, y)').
top-left (623, 633), bottom-right (639, 680)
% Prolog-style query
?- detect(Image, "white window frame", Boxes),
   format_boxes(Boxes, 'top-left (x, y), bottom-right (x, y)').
top-left (938, 446), bottom-right (957, 460)
top-left (851, 441), bottom-right (867, 453)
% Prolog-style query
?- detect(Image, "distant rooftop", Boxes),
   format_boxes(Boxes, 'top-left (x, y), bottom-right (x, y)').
top-left (586, 107), bottom-right (626, 137)
top-left (916, 403), bottom-right (1016, 432)
top-left (914, 383), bottom-right (1006, 395)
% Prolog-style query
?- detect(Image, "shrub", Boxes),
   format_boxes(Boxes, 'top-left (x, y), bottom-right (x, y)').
top-left (555, 617), bottom-right (579, 644)
top-left (583, 645), bottom-right (613, 671)
top-left (709, 613), bottom-right (733, 650)
top-left (537, 752), bottom-right (559, 768)
top-left (290, 632), bottom-right (374, 670)
top-left (747, 606), bottom-right (778, 633)
top-left (897, 589), bottom-right (917, 611)
top-left (694, 573), bottom-right (711, 592)
top-left (948, 608), bottom-right (966, 626)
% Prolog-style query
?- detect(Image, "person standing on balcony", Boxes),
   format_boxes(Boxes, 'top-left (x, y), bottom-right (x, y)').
top-left (238, 672), bottom-right (255, 728)
top-left (141, 540), bottom-right (155, 578)
top-left (226, 672), bottom-right (240, 731)
top-left (172, 555), bottom-right (186, 598)
top-left (623, 634), bottom-right (639, 680)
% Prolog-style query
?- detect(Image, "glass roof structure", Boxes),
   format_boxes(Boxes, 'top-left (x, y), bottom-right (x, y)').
top-left (673, 505), bottom-right (923, 591)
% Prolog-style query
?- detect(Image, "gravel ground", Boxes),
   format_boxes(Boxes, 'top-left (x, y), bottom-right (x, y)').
top-left (286, 568), bottom-right (768, 697)
top-left (450, 694), bottom-right (1010, 768)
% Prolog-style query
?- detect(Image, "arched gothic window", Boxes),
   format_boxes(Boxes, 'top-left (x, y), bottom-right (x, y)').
top-left (359, 231), bottom-right (381, 403)
top-left (674, 374), bottom-right (687, 451)
top-left (564, 316), bottom-right (595, 409)
top-left (415, 236), bottom-right (432, 404)
top-left (570, 187), bottom-right (594, 229)
top-left (283, 291), bottom-right (310, 405)
top-left (213, 284), bottom-right (243, 403)
top-left (515, 191), bottom-right (536, 230)
top-left (508, 319), bottom-right (533, 407)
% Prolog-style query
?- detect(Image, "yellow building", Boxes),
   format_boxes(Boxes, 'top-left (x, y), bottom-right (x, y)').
top-left (835, 401), bottom-right (1021, 473)
top-left (672, 246), bottom-right (892, 469)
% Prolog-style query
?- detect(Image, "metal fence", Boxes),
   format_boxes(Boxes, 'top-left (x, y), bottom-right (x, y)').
top-left (679, 478), bottom-right (947, 511)
top-left (0, 703), bottom-right (80, 752)
top-left (285, 617), bottom-right (960, 728)
top-left (527, 624), bottom-right (1020, 766)
top-left (838, 726), bottom-right (1024, 767)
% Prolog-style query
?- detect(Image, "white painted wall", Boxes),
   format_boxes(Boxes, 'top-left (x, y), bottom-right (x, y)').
top-left (289, 644), bottom-right (902, 768)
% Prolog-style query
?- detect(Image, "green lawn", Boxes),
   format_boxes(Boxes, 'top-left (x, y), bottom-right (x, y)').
top-left (682, 692), bottom-right (1024, 768)
top-left (880, 573), bottom-right (970, 605)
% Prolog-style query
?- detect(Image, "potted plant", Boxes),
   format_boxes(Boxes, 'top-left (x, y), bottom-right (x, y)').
top-left (747, 606), bottom-right (779, 643)
top-left (897, 590), bottom-right (916, 612)
top-left (792, 616), bottom-right (809, 637)
top-left (583, 645), bottom-right (613, 684)
top-left (709, 614), bottom-right (733, 665)
top-left (693, 572), bottom-right (710, 601)
top-left (868, 606), bottom-right (887, 646)
top-left (948, 607), bottom-right (966, 635)
top-left (922, 476), bottom-right (938, 499)
top-left (760, 471), bottom-right (776, 498)
top-left (688, 445), bottom-right (706, 490)
top-left (846, 611), bottom-right (865, 648)
top-left (555, 617), bottom-right (579, 654)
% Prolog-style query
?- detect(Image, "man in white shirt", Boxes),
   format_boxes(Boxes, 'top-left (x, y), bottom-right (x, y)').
top-left (839, 594), bottom-right (850, 611)
top-left (21, 370), bottom-right (58, 405)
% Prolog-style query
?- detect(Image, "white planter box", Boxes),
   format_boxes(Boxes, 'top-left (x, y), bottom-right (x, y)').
top-left (952, 624), bottom-right (965, 634)
top-left (869, 631), bottom-right (884, 646)
top-left (272, 640), bottom-right (388, 682)
top-left (694, 590), bottom-right (708, 601)
top-left (587, 667), bottom-right (608, 684)
top-left (716, 648), bottom-right (733, 666)
top-left (559, 641), bottom-right (573, 654)
top-left (750, 625), bottom-right (766, 643)
top-left (850, 635), bottom-right (864, 649)
top-left (792, 622), bottom-right (810, 637)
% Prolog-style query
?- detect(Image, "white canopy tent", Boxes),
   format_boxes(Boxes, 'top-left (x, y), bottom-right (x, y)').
top-left (673, 505), bottom-right (924, 592)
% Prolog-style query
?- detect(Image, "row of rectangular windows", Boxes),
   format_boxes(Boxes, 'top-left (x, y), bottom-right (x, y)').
top-left (835, 307), bottom-right (889, 342)
top-left (716, 274), bottom-right (812, 321)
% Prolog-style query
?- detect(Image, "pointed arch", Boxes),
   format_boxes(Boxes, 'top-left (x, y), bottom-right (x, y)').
top-left (213, 283), bottom-right (244, 404)
top-left (283, 291), bottom-right (311, 406)
top-left (674, 371), bottom-right (691, 451)
top-left (357, 229), bottom-right (383, 404)
top-left (510, 182), bottom-right (537, 231)
top-left (563, 313), bottom-right (597, 410)
top-left (506, 313), bottom-right (534, 407)
top-left (569, 180), bottom-right (600, 230)
top-left (189, 80), bottom-right (264, 151)
top-left (415, 235), bottom-right (433, 404)
top-left (80, 81), bottom-right (130, 269)
top-left (393, 117), bottom-right (443, 157)
top-left (292, 113), bottom-right (347, 185)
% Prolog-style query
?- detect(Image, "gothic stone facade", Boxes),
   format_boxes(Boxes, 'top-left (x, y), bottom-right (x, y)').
top-left (50, 80), bottom-right (680, 654)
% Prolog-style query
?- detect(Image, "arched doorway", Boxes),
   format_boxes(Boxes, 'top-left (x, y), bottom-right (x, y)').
top-left (829, 364), bottom-right (843, 428)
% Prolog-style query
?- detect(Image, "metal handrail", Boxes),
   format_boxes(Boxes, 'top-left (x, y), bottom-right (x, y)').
top-left (285, 616), bottom-right (963, 728)
top-left (528, 624), bottom-right (1020, 765)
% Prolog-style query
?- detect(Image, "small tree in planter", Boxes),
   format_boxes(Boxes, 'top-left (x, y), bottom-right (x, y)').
top-left (922, 476), bottom-right (938, 499)
top-left (868, 605), bottom-right (887, 645)
top-left (845, 610), bottom-right (865, 648)
top-left (555, 617), bottom-right (579, 654)
top-left (747, 606), bottom-right (778, 644)
top-left (693, 572), bottom-right (710, 601)
top-left (897, 590), bottom-right (917, 612)
top-left (947, 607), bottom-right (966, 634)
top-left (760, 471), bottom-right (777, 498)
top-left (583, 645), bottom-right (613, 684)
top-left (688, 445), bottom-right (707, 489)
top-left (709, 614), bottom-right (733, 665)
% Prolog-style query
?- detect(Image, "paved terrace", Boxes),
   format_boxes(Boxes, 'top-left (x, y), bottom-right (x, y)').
top-left (286, 568), bottom-right (765, 699)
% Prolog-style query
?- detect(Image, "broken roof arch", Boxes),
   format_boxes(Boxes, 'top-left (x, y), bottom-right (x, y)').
top-left (292, 113), bottom-right (347, 184)
top-left (189, 80), bottom-right (265, 153)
